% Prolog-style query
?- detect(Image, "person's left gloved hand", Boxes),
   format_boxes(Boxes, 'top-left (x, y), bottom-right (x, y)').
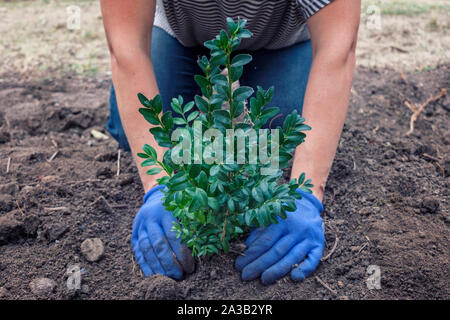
top-left (235, 190), bottom-right (325, 285)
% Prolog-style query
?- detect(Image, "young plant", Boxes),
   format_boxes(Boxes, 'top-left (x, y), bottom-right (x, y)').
top-left (137, 18), bottom-right (313, 256)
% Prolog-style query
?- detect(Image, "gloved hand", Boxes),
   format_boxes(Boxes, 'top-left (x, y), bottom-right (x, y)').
top-left (131, 185), bottom-right (195, 280)
top-left (235, 190), bottom-right (325, 285)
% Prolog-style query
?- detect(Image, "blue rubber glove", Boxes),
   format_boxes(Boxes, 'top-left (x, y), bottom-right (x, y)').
top-left (235, 190), bottom-right (325, 285)
top-left (131, 185), bottom-right (195, 280)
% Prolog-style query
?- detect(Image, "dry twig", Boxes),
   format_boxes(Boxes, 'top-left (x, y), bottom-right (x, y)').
top-left (6, 157), bottom-right (11, 173)
top-left (117, 149), bottom-right (121, 176)
top-left (405, 88), bottom-right (447, 135)
top-left (422, 153), bottom-right (445, 176)
top-left (16, 200), bottom-right (25, 216)
top-left (315, 276), bottom-right (337, 295)
top-left (47, 150), bottom-right (59, 162)
top-left (321, 235), bottom-right (339, 262)
top-left (357, 242), bottom-right (369, 255)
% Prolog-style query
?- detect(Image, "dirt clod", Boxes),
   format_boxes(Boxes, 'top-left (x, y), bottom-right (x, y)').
top-left (43, 223), bottom-right (69, 242)
top-left (144, 274), bottom-right (182, 300)
top-left (80, 238), bottom-right (104, 262)
top-left (0, 182), bottom-right (18, 195)
top-left (29, 278), bottom-right (56, 297)
top-left (0, 211), bottom-right (40, 245)
top-left (420, 197), bottom-right (440, 214)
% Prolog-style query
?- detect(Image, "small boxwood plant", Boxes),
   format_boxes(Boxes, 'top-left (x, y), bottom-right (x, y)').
top-left (137, 18), bottom-right (313, 256)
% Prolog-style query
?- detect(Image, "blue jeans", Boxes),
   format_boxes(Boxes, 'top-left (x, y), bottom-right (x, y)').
top-left (107, 27), bottom-right (312, 151)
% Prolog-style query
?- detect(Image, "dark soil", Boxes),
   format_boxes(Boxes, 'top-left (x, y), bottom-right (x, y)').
top-left (0, 65), bottom-right (448, 300)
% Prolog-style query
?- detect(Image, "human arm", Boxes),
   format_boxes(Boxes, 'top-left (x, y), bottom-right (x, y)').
top-left (100, 0), bottom-right (167, 192)
top-left (290, 0), bottom-right (361, 201)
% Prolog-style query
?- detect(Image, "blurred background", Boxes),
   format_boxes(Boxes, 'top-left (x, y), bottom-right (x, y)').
top-left (0, 0), bottom-right (449, 80)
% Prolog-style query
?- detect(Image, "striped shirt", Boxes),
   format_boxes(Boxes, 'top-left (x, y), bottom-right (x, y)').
top-left (154, 0), bottom-right (332, 50)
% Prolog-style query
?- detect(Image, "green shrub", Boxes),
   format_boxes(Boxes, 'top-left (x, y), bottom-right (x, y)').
top-left (137, 18), bottom-right (313, 256)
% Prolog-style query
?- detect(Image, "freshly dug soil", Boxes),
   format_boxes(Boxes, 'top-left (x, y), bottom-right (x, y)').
top-left (0, 65), bottom-right (448, 300)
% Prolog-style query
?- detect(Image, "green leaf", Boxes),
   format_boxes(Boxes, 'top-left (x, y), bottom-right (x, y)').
top-left (252, 187), bottom-right (264, 203)
top-left (212, 110), bottom-right (231, 126)
top-left (183, 101), bottom-right (195, 113)
top-left (161, 111), bottom-right (174, 130)
top-left (195, 95), bottom-right (209, 113)
top-left (298, 172), bottom-right (306, 185)
top-left (152, 95), bottom-right (163, 114)
top-left (227, 198), bottom-right (235, 212)
top-left (137, 93), bottom-right (151, 108)
top-left (171, 98), bottom-right (183, 115)
top-left (196, 188), bottom-right (208, 206)
top-left (187, 111), bottom-right (199, 122)
top-left (143, 144), bottom-right (157, 160)
top-left (157, 176), bottom-right (170, 185)
top-left (233, 86), bottom-right (254, 103)
top-left (227, 17), bottom-right (238, 34)
top-left (229, 65), bottom-right (243, 82)
top-left (210, 53), bottom-right (227, 68)
top-left (146, 167), bottom-right (162, 175)
top-left (231, 54), bottom-right (252, 67)
top-left (173, 117), bottom-right (186, 125)
top-left (219, 29), bottom-right (229, 46)
top-left (139, 108), bottom-right (160, 125)
top-left (141, 158), bottom-right (156, 167)
top-left (194, 75), bottom-right (210, 89)
top-left (211, 74), bottom-right (228, 87)
top-left (238, 29), bottom-right (252, 39)
top-left (210, 165), bottom-right (220, 176)
top-left (208, 197), bottom-right (219, 211)
top-left (197, 171), bottom-right (208, 190)
top-left (137, 153), bottom-right (149, 159)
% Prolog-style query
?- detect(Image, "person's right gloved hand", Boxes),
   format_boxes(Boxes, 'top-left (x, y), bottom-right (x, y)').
top-left (131, 185), bottom-right (195, 280)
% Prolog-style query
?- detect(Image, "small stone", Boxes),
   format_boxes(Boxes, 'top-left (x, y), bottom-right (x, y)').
top-left (444, 160), bottom-right (450, 177)
top-left (81, 238), bottom-right (104, 262)
top-left (118, 174), bottom-right (134, 187)
top-left (0, 182), bottom-right (18, 195)
top-left (81, 284), bottom-right (89, 294)
top-left (29, 278), bottom-right (56, 297)
top-left (19, 186), bottom-right (35, 197)
top-left (91, 196), bottom-right (114, 215)
top-left (337, 281), bottom-right (344, 288)
top-left (96, 166), bottom-right (113, 179)
top-left (383, 150), bottom-right (396, 159)
top-left (358, 207), bottom-right (372, 216)
top-left (44, 223), bottom-right (69, 242)
top-left (40, 175), bottom-right (59, 183)
top-left (0, 194), bottom-right (14, 213)
top-left (0, 287), bottom-right (9, 299)
top-left (210, 270), bottom-right (217, 279)
top-left (94, 152), bottom-right (116, 162)
top-left (420, 197), bottom-right (439, 214)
